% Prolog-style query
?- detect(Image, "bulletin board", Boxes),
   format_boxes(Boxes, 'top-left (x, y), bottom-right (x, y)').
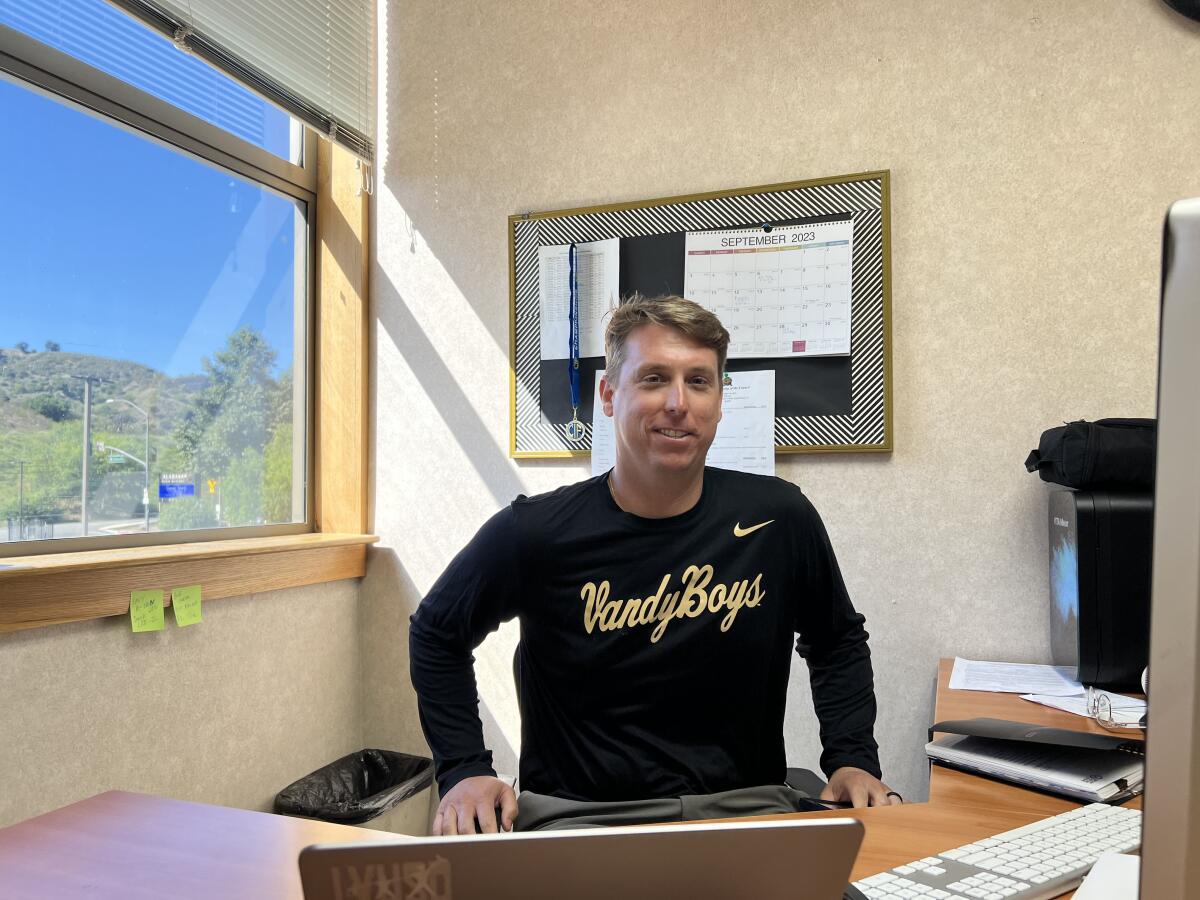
top-left (508, 171), bottom-right (892, 458)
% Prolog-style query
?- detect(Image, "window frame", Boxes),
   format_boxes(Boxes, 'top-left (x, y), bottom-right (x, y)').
top-left (0, 22), bottom-right (372, 625)
top-left (0, 24), bottom-right (316, 200)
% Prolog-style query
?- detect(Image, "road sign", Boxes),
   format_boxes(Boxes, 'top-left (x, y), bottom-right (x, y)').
top-left (208, 479), bottom-right (218, 494)
top-left (109, 454), bottom-right (124, 464)
top-left (159, 473), bottom-right (195, 500)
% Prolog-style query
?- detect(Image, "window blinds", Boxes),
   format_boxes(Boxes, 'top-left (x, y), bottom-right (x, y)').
top-left (108, 0), bottom-right (374, 161)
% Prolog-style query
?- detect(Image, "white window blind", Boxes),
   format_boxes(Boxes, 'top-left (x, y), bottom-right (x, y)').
top-left (108, 0), bottom-right (374, 161)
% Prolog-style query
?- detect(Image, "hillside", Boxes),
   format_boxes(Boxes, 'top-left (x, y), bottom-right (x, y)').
top-left (0, 330), bottom-right (292, 525)
top-left (0, 347), bottom-right (205, 435)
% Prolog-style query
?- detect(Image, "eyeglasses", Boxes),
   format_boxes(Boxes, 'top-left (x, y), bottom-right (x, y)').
top-left (1085, 685), bottom-right (1146, 733)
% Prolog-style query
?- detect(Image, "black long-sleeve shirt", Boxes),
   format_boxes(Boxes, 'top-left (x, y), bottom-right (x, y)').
top-left (409, 467), bottom-right (880, 801)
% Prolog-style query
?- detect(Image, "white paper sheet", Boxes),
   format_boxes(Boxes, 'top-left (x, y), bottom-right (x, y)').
top-left (949, 657), bottom-right (1083, 696)
top-left (1074, 853), bottom-right (1140, 900)
top-left (703, 370), bottom-right (775, 476)
top-left (684, 220), bottom-right (853, 358)
top-left (590, 369), bottom-right (775, 477)
top-left (590, 370), bottom-right (616, 476)
top-left (1021, 690), bottom-right (1146, 726)
top-left (538, 238), bottom-right (620, 361)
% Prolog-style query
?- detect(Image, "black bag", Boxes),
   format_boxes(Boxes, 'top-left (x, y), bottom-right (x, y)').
top-left (1025, 418), bottom-right (1156, 489)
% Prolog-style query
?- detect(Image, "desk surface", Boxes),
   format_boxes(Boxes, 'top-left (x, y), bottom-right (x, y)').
top-left (0, 660), bottom-right (1138, 899)
top-left (0, 790), bottom-right (398, 900)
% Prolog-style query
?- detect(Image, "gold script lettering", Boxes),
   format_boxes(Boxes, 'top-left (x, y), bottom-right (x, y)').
top-left (678, 564), bottom-right (713, 619)
top-left (581, 567), bottom-right (765, 642)
top-left (707, 582), bottom-right (727, 615)
top-left (650, 591), bottom-right (683, 643)
top-left (615, 597), bottom-right (642, 629)
top-left (581, 580), bottom-right (609, 633)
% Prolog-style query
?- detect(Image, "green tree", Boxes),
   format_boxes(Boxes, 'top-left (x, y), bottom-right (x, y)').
top-left (0, 421), bottom-right (88, 520)
top-left (271, 368), bottom-right (294, 429)
top-left (44, 340), bottom-right (61, 352)
top-left (221, 447), bottom-right (264, 526)
top-left (174, 327), bottom-right (278, 476)
top-left (24, 395), bottom-right (77, 422)
top-left (167, 328), bottom-right (298, 531)
top-left (263, 423), bottom-right (293, 522)
top-left (157, 496), bottom-right (218, 531)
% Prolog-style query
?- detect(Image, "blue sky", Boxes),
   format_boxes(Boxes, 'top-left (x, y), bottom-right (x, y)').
top-left (0, 0), bottom-right (300, 377)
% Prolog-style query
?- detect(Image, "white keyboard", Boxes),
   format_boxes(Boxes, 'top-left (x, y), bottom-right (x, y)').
top-left (851, 803), bottom-right (1141, 900)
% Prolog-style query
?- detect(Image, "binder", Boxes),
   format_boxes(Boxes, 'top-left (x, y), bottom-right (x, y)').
top-left (926, 717), bottom-right (1144, 803)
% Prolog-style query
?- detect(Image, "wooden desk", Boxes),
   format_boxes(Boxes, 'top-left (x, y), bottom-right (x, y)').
top-left (0, 660), bottom-right (1139, 898)
top-left (0, 791), bottom-right (399, 900)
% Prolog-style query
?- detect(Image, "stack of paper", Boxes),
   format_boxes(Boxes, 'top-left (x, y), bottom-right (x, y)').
top-left (949, 658), bottom-right (1145, 726)
top-left (949, 658), bottom-right (1082, 695)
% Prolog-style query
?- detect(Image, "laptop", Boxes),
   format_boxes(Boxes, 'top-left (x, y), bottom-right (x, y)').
top-left (299, 817), bottom-right (863, 900)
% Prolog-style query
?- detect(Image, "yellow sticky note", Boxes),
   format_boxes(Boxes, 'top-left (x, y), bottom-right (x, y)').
top-left (130, 589), bottom-right (165, 633)
top-left (172, 585), bottom-right (203, 627)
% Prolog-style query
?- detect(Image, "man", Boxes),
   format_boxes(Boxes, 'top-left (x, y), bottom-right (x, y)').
top-left (410, 294), bottom-right (897, 835)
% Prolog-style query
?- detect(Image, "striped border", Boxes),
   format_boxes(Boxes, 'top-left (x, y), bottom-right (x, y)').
top-left (509, 173), bottom-right (891, 456)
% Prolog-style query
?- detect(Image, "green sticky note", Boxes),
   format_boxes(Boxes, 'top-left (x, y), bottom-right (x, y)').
top-left (130, 589), bottom-right (165, 633)
top-left (171, 585), bottom-right (203, 627)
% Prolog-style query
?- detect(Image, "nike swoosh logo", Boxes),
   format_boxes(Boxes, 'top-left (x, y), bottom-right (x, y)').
top-left (733, 519), bottom-right (775, 537)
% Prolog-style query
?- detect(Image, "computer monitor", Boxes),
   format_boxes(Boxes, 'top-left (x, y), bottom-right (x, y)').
top-left (1140, 196), bottom-right (1200, 898)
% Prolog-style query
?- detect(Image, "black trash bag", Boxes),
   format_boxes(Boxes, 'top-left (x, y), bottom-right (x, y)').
top-left (274, 749), bottom-right (433, 825)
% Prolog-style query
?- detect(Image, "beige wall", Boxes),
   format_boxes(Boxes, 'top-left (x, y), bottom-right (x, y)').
top-left (366, 0), bottom-right (1199, 801)
top-left (0, 580), bottom-right (362, 828)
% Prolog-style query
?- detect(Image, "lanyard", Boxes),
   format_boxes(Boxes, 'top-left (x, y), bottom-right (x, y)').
top-left (566, 243), bottom-right (584, 440)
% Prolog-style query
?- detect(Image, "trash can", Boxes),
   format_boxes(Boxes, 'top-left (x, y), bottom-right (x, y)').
top-left (275, 749), bottom-right (434, 835)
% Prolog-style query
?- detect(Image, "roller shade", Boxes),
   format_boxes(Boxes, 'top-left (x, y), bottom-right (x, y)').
top-left (109, 0), bottom-right (374, 161)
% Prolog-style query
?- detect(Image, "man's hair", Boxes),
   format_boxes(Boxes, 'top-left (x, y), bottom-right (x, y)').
top-left (604, 294), bottom-right (730, 384)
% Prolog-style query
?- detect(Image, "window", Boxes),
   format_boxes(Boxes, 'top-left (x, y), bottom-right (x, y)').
top-left (0, 7), bottom-right (315, 553)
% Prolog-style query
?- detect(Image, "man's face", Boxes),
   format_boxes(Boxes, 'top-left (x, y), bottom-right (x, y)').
top-left (599, 324), bottom-right (722, 479)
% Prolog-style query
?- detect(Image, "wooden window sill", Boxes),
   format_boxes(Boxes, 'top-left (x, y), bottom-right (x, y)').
top-left (0, 533), bottom-right (379, 633)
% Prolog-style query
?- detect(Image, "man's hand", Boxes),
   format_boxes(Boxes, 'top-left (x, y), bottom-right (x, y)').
top-left (433, 775), bottom-right (519, 835)
top-left (819, 766), bottom-right (902, 808)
